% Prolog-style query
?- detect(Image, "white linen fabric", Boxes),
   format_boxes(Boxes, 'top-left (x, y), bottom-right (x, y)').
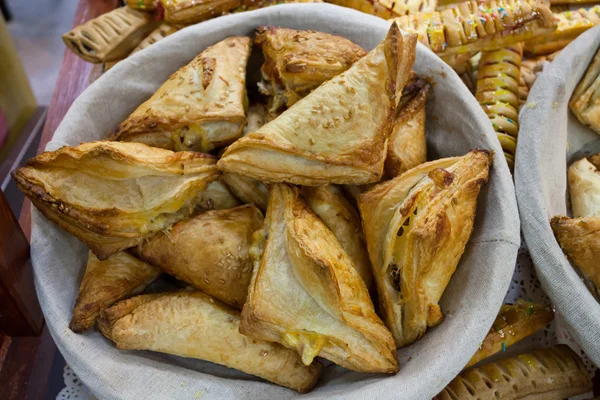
top-left (30, 4), bottom-right (520, 399)
top-left (516, 25), bottom-right (600, 368)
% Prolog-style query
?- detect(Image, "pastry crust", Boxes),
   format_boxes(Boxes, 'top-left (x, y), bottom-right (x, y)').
top-left (551, 215), bottom-right (600, 299)
top-left (255, 26), bottom-right (367, 111)
top-left (197, 180), bottom-right (241, 210)
top-left (218, 25), bottom-right (417, 185)
top-left (327, 0), bottom-right (437, 17)
top-left (62, 7), bottom-right (158, 63)
top-left (12, 141), bottom-right (219, 260)
top-left (385, 74), bottom-right (429, 177)
top-left (137, 205), bottom-right (263, 309)
top-left (301, 185), bottom-right (374, 288)
top-left (240, 184), bottom-right (397, 373)
top-left (571, 49), bottom-right (600, 135)
top-left (358, 150), bottom-right (492, 347)
top-left (69, 251), bottom-right (161, 333)
top-left (466, 301), bottom-right (554, 368)
top-left (130, 23), bottom-right (179, 56)
top-left (392, 0), bottom-right (556, 57)
top-left (435, 345), bottom-right (592, 400)
top-left (221, 173), bottom-right (270, 212)
top-left (113, 37), bottom-right (252, 152)
top-left (161, 0), bottom-right (243, 24)
top-left (124, 0), bottom-right (158, 10)
top-left (98, 291), bottom-right (322, 392)
top-left (568, 155), bottom-right (600, 218)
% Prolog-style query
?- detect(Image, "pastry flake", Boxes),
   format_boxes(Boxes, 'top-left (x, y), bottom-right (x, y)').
top-left (255, 26), bottom-right (367, 111)
top-left (466, 301), bottom-right (554, 368)
top-left (435, 345), bottom-right (592, 400)
top-left (69, 251), bottom-right (161, 333)
top-left (386, 73), bottom-right (429, 177)
top-left (137, 205), bottom-right (263, 309)
top-left (568, 156), bottom-right (600, 218)
top-left (12, 141), bottom-right (219, 260)
top-left (241, 184), bottom-right (397, 373)
top-left (62, 7), bottom-right (158, 63)
top-left (161, 0), bottom-right (243, 24)
top-left (301, 185), bottom-right (374, 288)
top-left (392, 0), bottom-right (556, 57)
top-left (358, 150), bottom-right (492, 347)
top-left (219, 24), bottom-right (417, 185)
top-left (571, 49), bottom-right (600, 135)
top-left (113, 36), bottom-right (252, 152)
top-left (98, 291), bottom-right (322, 392)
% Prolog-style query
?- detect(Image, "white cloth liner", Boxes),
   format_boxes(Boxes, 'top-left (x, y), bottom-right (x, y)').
top-left (516, 25), bottom-right (600, 368)
top-left (30, 4), bottom-right (520, 399)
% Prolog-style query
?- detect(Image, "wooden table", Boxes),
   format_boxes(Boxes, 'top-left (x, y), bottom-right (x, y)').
top-left (0, 2), bottom-right (119, 399)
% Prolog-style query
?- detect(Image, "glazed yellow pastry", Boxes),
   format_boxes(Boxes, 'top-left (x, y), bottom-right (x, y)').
top-left (301, 185), bottom-right (374, 288)
top-left (219, 25), bottom-right (417, 186)
top-left (136, 205), bottom-right (263, 309)
top-left (124, 0), bottom-right (158, 10)
top-left (524, 6), bottom-right (600, 56)
top-left (476, 44), bottom-right (523, 170)
top-left (161, 0), bottom-right (243, 24)
top-left (326, 0), bottom-right (437, 19)
top-left (12, 141), bottom-right (219, 260)
top-left (435, 345), bottom-right (592, 400)
top-left (466, 301), bottom-right (554, 368)
top-left (69, 251), bottom-right (161, 333)
top-left (392, 0), bottom-right (556, 57)
top-left (255, 26), bottom-right (367, 111)
top-left (241, 184), bottom-right (397, 373)
top-left (130, 23), bottom-right (179, 55)
top-left (386, 74), bottom-right (429, 177)
top-left (98, 291), bottom-right (322, 392)
top-left (62, 7), bottom-right (158, 63)
top-left (197, 180), bottom-right (241, 210)
top-left (571, 49), bottom-right (600, 135)
top-left (358, 150), bottom-right (492, 347)
top-left (113, 36), bottom-right (252, 152)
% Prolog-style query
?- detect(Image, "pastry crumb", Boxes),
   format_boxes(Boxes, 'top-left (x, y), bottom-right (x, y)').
top-left (552, 101), bottom-right (558, 109)
top-left (525, 102), bottom-right (537, 109)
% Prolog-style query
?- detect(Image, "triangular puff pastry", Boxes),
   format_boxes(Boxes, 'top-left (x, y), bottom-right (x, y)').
top-left (255, 26), bottom-right (367, 111)
top-left (358, 150), bottom-right (492, 347)
top-left (12, 141), bottom-right (219, 260)
top-left (218, 25), bottom-right (417, 185)
top-left (70, 251), bottom-right (161, 333)
top-left (112, 37), bottom-right (252, 152)
top-left (99, 291), bottom-right (322, 392)
top-left (136, 205), bottom-right (263, 309)
top-left (240, 184), bottom-right (397, 373)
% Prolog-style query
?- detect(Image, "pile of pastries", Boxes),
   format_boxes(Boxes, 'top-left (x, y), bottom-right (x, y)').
top-left (17, 21), bottom-right (597, 396)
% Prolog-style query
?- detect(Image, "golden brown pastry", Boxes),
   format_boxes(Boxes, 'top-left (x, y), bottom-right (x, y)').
top-left (221, 173), bottom-right (270, 212)
top-left (466, 301), bottom-right (555, 368)
top-left (197, 180), bottom-right (241, 210)
top-left (129, 23), bottom-right (179, 56)
top-left (524, 6), bottom-right (600, 56)
top-left (301, 185), bottom-right (374, 288)
top-left (69, 251), bottom-right (161, 333)
top-left (327, 0), bottom-right (437, 18)
top-left (392, 0), bottom-right (556, 57)
top-left (435, 345), bottom-right (592, 400)
top-left (219, 25), bottom-right (417, 186)
top-left (98, 291), bottom-right (322, 392)
top-left (225, 0), bottom-right (322, 13)
top-left (255, 26), bottom-right (367, 111)
top-left (568, 155), bottom-right (600, 218)
top-left (476, 44), bottom-right (523, 170)
top-left (112, 37), bottom-right (252, 152)
top-left (358, 150), bottom-right (492, 347)
top-left (243, 102), bottom-right (268, 136)
top-left (386, 74), bottom-right (429, 177)
top-left (12, 141), bottom-right (218, 260)
top-left (241, 184), bottom-right (397, 373)
top-left (571, 48), bottom-right (600, 135)
top-left (62, 8), bottom-right (158, 63)
top-left (125, 0), bottom-right (158, 10)
top-left (161, 0), bottom-right (243, 24)
top-left (136, 205), bottom-right (263, 309)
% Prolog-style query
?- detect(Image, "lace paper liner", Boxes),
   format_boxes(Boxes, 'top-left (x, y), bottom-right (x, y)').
top-left (58, 243), bottom-right (597, 399)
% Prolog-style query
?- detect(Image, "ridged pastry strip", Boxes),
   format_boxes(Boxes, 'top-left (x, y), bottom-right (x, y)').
top-left (476, 43), bottom-right (523, 170)
top-left (524, 6), bottom-right (600, 55)
top-left (326, 0), bottom-right (437, 17)
top-left (130, 23), bottom-right (179, 55)
top-left (435, 345), bottom-right (592, 399)
top-left (391, 0), bottom-right (556, 56)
